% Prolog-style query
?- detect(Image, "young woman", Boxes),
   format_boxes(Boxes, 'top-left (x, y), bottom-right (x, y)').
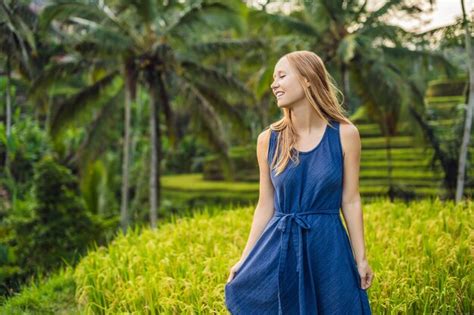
top-left (224, 50), bottom-right (374, 314)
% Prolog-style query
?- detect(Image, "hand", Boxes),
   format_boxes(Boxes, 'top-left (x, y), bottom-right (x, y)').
top-left (356, 259), bottom-right (374, 290)
top-left (226, 260), bottom-right (244, 284)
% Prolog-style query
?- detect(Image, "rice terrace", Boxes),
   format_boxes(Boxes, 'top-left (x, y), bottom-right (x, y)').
top-left (0, 0), bottom-right (473, 314)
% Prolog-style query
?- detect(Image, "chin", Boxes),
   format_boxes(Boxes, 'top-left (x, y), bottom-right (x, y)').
top-left (276, 99), bottom-right (286, 107)
top-left (277, 102), bottom-right (291, 109)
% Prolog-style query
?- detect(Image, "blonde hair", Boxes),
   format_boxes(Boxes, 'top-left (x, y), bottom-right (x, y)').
top-left (268, 50), bottom-right (351, 176)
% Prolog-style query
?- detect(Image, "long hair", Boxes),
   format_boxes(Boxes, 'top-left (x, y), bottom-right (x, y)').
top-left (268, 50), bottom-right (351, 176)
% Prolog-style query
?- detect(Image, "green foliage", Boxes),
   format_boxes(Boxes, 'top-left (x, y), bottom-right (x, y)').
top-left (0, 266), bottom-right (81, 314)
top-left (2, 155), bottom-right (108, 295)
top-left (426, 77), bottom-right (468, 97)
top-left (162, 134), bottom-right (211, 175)
top-left (202, 144), bottom-right (256, 180)
top-left (161, 173), bottom-right (258, 216)
top-left (0, 116), bottom-right (50, 197)
top-left (80, 159), bottom-right (107, 215)
top-left (0, 0), bottom-right (472, 310)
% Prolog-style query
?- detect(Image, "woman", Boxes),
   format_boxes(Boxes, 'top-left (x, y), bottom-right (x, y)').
top-left (224, 50), bottom-right (374, 314)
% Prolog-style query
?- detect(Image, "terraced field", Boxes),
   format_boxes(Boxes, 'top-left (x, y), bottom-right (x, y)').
top-left (356, 121), bottom-right (472, 197)
top-left (356, 78), bottom-right (472, 198)
top-left (163, 79), bottom-right (472, 211)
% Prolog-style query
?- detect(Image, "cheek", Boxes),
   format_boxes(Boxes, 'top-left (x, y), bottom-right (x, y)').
top-left (286, 81), bottom-right (304, 97)
top-left (279, 79), bottom-right (293, 92)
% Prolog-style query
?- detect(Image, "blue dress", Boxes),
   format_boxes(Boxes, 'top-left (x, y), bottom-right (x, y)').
top-left (224, 119), bottom-right (372, 314)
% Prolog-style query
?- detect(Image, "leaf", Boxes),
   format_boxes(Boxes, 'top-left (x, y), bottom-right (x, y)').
top-left (248, 9), bottom-right (318, 38)
top-left (49, 71), bottom-right (120, 138)
top-left (337, 34), bottom-right (357, 63)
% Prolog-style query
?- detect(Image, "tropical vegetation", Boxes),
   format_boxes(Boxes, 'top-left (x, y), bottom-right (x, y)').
top-left (0, 0), bottom-right (472, 312)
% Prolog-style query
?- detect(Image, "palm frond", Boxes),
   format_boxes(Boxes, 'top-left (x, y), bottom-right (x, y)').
top-left (363, 0), bottom-right (403, 26)
top-left (0, 2), bottom-right (37, 53)
top-left (351, 57), bottom-right (411, 135)
top-left (0, 2), bottom-right (35, 78)
top-left (248, 9), bottom-right (318, 38)
top-left (127, 0), bottom-right (156, 24)
top-left (182, 79), bottom-right (235, 179)
top-left (29, 57), bottom-right (86, 100)
top-left (181, 79), bottom-right (229, 151)
top-left (50, 71), bottom-right (121, 137)
top-left (72, 25), bottom-right (133, 57)
top-left (179, 58), bottom-right (254, 100)
top-left (188, 38), bottom-right (264, 59)
top-left (165, 2), bottom-right (242, 38)
top-left (336, 34), bottom-right (358, 63)
top-left (188, 78), bottom-right (250, 140)
top-left (73, 89), bottom-right (124, 167)
top-left (41, 0), bottom-right (137, 43)
top-left (318, 0), bottom-right (345, 25)
top-left (40, 1), bottom-right (108, 30)
top-left (381, 46), bottom-right (457, 77)
top-left (358, 23), bottom-right (412, 45)
top-left (415, 20), bottom-right (462, 37)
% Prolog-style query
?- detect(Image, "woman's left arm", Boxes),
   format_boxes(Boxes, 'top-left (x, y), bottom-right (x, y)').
top-left (339, 122), bottom-right (374, 289)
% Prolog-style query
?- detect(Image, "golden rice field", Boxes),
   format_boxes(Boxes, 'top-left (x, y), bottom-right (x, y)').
top-left (69, 197), bottom-right (472, 314)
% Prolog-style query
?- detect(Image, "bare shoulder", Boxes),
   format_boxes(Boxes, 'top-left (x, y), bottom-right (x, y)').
top-left (257, 128), bottom-right (272, 144)
top-left (339, 121), bottom-right (360, 139)
top-left (257, 128), bottom-right (272, 158)
top-left (339, 121), bottom-right (361, 157)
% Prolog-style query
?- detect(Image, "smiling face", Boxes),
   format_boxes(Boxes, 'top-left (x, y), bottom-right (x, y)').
top-left (270, 56), bottom-right (308, 108)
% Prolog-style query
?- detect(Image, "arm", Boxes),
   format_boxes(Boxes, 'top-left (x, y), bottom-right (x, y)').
top-left (340, 123), bottom-right (367, 265)
top-left (238, 129), bottom-right (275, 262)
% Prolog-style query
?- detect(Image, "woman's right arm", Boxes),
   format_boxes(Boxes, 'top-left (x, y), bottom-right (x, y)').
top-left (238, 128), bottom-right (275, 262)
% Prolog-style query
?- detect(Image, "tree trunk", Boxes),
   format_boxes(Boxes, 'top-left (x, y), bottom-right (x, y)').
top-left (120, 89), bottom-right (131, 232)
top-left (148, 77), bottom-right (161, 229)
top-left (380, 118), bottom-right (394, 201)
top-left (386, 136), bottom-right (394, 202)
top-left (455, 0), bottom-right (474, 203)
top-left (5, 56), bottom-right (11, 170)
top-left (120, 66), bottom-right (133, 233)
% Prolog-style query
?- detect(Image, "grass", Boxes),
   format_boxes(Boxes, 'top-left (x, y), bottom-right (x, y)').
top-left (161, 174), bottom-right (258, 192)
top-left (3, 197), bottom-right (470, 314)
top-left (0, 267), bottom-right (81, 314)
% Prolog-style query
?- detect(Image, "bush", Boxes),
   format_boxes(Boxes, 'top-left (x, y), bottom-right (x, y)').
top-left (2, 155), bottom-right (107, 295)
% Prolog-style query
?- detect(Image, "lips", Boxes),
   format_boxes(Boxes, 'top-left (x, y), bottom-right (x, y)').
top-left (275, 91), bottom-right (285, 98)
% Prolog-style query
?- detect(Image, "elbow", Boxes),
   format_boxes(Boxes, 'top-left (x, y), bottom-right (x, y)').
top-left (341, 192), bottom-right (361, 209)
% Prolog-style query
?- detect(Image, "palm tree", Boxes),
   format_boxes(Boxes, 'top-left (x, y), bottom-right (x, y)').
top-left (39, 0), bottom-right (254, 229)
top-left (247, 0), bottom-right (454, 200)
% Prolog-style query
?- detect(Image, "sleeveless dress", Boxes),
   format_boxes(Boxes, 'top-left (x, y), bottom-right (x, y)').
top-left (224, 119), bottom-right (372, 315)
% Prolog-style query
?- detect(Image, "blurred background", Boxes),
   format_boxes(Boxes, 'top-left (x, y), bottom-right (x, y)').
top-left (0, 0), bottom-right (472, 313)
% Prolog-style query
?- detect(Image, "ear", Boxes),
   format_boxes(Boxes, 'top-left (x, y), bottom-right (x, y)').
top-left (304, 78), bottom-right (311, 87)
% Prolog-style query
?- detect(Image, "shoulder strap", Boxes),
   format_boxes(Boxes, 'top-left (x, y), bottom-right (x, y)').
top-left (330, 120), bottom-right (343, 160)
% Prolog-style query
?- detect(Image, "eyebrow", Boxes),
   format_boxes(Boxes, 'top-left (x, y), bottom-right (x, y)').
top-left (272, 70), bottom-right (286, 79)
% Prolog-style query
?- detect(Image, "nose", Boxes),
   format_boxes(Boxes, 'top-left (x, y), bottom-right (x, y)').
top-left (271, 79), bottom-right (278, 90)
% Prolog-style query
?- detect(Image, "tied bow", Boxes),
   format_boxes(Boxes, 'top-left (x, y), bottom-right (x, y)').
top-left (274, 208), bottom-right (340, 315)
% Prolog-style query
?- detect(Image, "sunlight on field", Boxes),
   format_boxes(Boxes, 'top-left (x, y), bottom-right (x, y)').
top-left (70, 198), bottom-right (472, 314)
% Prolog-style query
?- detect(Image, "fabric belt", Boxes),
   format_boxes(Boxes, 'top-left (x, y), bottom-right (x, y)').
top-left (274, 208), bottom-right (340, 315)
